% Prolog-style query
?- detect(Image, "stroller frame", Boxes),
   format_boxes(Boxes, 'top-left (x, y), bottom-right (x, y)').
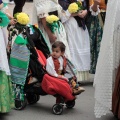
top-left (8, 24), bottom-right (76, 115)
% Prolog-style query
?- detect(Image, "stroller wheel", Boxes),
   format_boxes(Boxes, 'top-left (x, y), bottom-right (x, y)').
top-left (14, 97), bottom-right (27, 110)
top-left (27, 94), bottom-right (40, 104)
top-left (66, 100), bottom-right (75, 109)
top-left (52, 104), bottom-right (63, 115)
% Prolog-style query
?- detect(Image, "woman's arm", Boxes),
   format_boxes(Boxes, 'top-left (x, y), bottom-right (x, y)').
top-left (77, 9), bottom-right (88, 18)
top-left (91, 0), bottom-right (100, 12)
top-left (0, 3), bottom-right (17, 25)
top-left (41, 17), bottom-right (57, 43)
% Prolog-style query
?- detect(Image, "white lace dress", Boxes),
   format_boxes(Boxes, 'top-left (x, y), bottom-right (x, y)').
top-left (94, 0), bottom-right (120, 118)
top-left (32, 0), bottom-right (71, 60)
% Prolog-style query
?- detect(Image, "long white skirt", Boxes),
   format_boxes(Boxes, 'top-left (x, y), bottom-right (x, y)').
top-left (63, 17), bottom-right (90, 81)
top-left (0, 27), bottom-right (10, 75)
top-left (64, 17), bottom-right (90, 71)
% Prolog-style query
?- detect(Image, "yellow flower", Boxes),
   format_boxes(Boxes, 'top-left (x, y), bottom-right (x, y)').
top-left (17, 12), bottom-right (30, 25)
top-left (46, 15), bottom-right (59, 24)
top-left (68, 2), bottom-right (79, 13)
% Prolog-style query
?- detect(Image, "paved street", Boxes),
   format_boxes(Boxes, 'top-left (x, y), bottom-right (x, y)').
top-left (0, 2), bottom-right (117, 120)
top-left (0, 82), bottom-right (116, 120)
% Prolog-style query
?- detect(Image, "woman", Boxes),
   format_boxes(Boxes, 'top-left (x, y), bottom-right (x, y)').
top-left (0, 1), bottom-right (15, 113)
top-left (32, 0), bottom-right (71, 60)
top-left (93, 0), bottom-right (120, 118)
top-left (13, 0), bottom-right (26, 15)
top-left (86, 0), bottom-right (107, 74)
top-left (58, 0), bottom-right (90, 81)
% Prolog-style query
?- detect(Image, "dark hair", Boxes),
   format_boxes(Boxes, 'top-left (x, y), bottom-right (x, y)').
top-left (52, 41), bottom-right (66, 52)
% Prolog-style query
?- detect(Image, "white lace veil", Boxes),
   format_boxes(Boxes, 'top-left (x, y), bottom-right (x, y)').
top-left (94, 0), bottom-right (120, 118)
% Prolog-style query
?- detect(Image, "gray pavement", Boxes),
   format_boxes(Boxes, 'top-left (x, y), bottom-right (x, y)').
top-left (0, 82), bottom-right (117, 120)
top-left (0, 2), bottom-right (117, 120)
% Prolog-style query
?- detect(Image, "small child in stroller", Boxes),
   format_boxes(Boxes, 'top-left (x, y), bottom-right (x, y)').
top-left (46, 41), bottom-right (85, 95)
top-left (9, 13), bottom-right (83, 114)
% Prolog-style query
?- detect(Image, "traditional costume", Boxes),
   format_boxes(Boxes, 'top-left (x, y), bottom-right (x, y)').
top-left (0, 2), bottom-right (14, 113)
top-left (86, 0), bottom-right (107, 74)
top-left (94, 0), bottom-right (120, 118)
top-left (32, 0), bottom-right (71, 60)
top-left (58, 0), bottom-right (90, 81)
top-left (46, 56), bottom-right (65, 77)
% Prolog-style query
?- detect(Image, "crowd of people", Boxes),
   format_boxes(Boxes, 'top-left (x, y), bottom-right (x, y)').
top-left (1, 0), bottom-right (120, 119)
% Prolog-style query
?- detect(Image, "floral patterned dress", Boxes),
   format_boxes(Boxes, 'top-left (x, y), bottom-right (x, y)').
top-left (0, 4), bottom-right (14, 113)
top-left (0, 27), bottom-right (14, 113)
top-left (86, 0), bottom-right (107, 74)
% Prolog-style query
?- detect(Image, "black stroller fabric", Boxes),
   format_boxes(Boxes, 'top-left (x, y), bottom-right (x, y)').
top-left (26, 25), bottom-right (50, 58)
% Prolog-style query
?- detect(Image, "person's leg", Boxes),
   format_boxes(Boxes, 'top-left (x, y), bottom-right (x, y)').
top-left (13, 0), bottom-right (26, 15)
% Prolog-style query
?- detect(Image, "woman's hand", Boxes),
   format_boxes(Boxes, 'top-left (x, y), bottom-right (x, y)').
top-left (47, 31), bottom-right (57, 43)
top-left (58, 75), bottom-right (69, 82)
top-left (9, 18), bottom-right (17, 25)
top-left (78, 10), bottom-right (87, 18)
top-left (0, 3), bottom-right (3, 9)
top-left (92, 0), bottom-right (101, 12)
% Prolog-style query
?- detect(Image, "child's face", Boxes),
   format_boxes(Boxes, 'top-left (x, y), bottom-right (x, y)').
top-left (52, 47), bottom-right (64, 59)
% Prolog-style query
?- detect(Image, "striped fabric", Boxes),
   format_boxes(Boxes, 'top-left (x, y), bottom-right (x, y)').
top-left (10, 34), bottom-right (30, 86)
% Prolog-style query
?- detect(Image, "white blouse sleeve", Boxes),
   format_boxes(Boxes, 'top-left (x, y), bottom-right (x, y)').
top-left (46, 57), bottom-right (58, 77)
top-left (34, 0), bottom-right (60, 18)
top-left (60, 10), bottom-right (71, 23)
top-left (89, 5), bottom-right (100, 16)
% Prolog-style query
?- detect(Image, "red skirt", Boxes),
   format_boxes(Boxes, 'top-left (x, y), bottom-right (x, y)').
top-left (41, 74), bottom-right (75, 102)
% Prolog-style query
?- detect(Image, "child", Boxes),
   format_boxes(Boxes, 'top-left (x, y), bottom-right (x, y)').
top-left (46, 41), bottom-right (85, 95)
top-left (32, 0), bottom-right (71, 60)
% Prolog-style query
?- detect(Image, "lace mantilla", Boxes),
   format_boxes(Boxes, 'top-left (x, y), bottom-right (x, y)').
top-left (94, 0), bottom-right (120, 118)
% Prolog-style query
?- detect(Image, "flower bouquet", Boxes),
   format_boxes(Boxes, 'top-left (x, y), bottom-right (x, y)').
top-left (68, 1), bottom-right (83, 14)
top-left (14, 12), bottom-right (30, 32)
top-left (46, 15), bottom-right (59, 33)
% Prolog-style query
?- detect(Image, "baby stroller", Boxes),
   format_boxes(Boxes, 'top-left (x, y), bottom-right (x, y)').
top-left (8, 24), bottom-right (76, 115)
